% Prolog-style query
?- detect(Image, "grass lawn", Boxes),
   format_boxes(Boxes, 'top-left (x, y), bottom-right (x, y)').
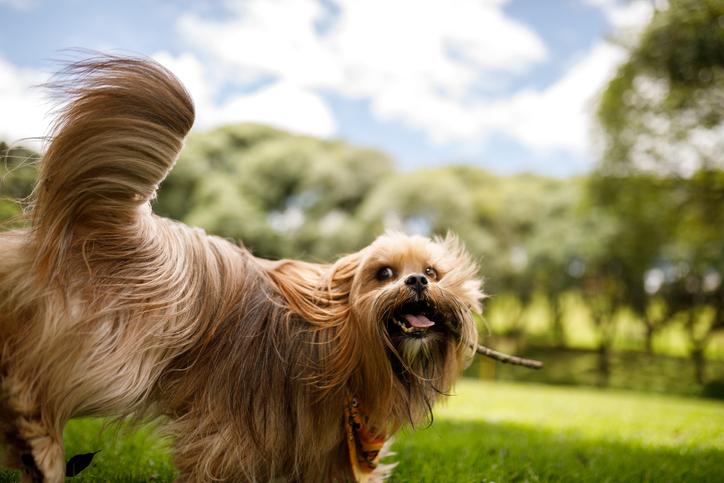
top-left (1, 378), bottom-right (722, 481)
top-left (390, 379), bottom-right (724, 482)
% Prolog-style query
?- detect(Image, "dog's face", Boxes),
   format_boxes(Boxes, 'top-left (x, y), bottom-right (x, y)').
top-left (344, 233), bottom-right (482, 397)
top-left (265, 231), bottom-right (482, 429)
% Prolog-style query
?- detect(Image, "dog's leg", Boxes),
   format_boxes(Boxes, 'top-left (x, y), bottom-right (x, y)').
top-left (2, 377), bottom-right (65, 483)
top-left (2, 416), bottom-right (65, 483)
top-left (15, 420), bottom-right (65, 483)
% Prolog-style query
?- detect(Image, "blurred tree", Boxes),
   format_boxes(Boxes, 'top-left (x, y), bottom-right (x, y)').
top-left (595, 0), bottom-right (724, 378)
top-left (448, 168), bottom-right (574, 295)
top-left (520, 179), bottom-right (587, 347)
top-left (657, 171), bottom-right (724, 382)
top-left (155, 123), bottom-right (393, 261)
top-left (598, 0), bottom-right (723, 175)
top-left (588, 175), bottom-right (678, 352)
top-left (568, 204), bottom-right (625, 384)
top-left (0, 141), bottom-right (39, 227)
top-left (453, 168), bottom-right (606, 348)
top-left (359, 166), bottom-right (475, 237)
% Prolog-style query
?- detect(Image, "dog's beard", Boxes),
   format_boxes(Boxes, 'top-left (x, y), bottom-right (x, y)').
top-left (349, 283), bottom-right (476, 430)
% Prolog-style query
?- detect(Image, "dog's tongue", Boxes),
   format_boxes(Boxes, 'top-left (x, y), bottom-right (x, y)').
top-left (403, 313), bottom-right (435, 328)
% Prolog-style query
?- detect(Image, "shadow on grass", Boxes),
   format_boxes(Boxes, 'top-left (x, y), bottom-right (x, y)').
top-left (390, 419), bottom-right (724, 482)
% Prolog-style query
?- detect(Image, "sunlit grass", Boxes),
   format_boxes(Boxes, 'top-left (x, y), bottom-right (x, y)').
top-left (1, 379), bottom-right (722, 481)
top-left (391, 378), bottom-right (724, 482)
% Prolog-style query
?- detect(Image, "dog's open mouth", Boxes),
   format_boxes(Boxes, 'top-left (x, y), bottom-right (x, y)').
top-left (389, 300), bottom-right (443, 339)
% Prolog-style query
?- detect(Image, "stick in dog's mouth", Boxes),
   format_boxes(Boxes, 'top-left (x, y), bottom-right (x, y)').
top-left (475, 344), bottom-right (544, 369)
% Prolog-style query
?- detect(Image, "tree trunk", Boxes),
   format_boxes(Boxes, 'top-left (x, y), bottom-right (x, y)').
top-left (551, 297), bottom-right (566, 348)
top-left (685, 308), bottom-right (707, 385)
top-left (597, 343), bottom-right (610, 387)
top-left (692, 346), bottom-right (706, 385)
top-left (643, 319), bottom-right (654, 354)
top-left (590, 301), bottom-right (617, 388)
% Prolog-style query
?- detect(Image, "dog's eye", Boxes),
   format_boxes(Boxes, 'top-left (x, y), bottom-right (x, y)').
top-left (424, 266), bottom-right (437, 279)
top-left (376, 267), bottom-right (394, 281)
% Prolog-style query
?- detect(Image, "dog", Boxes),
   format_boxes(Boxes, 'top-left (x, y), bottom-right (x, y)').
top-left (0, 56), bottom-right (484, 482)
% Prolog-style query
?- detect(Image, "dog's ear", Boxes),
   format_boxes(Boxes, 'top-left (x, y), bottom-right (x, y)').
top-left (435, 233), bottom-right (485, 313)
top-left (265, 251), bottom-right (362, 326)
top-left (319, 251), bottom-right (362, 320)
top-left (263, 252), bottom-right (364, 394)
top-left (264, 259), bottom-right (327, 323)
top-left (313, 251), bottom-right (367, 395)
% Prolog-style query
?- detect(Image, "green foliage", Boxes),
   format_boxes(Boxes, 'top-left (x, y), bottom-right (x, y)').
top-left (591, 0), bottom-right (724, 383)
top-left (598, 0), bottom-right (724, 174)
top-left (0, 142), bottom-right (38, 226)
top-left (151, 125), bottom-right (597, 304)
top-left (360, 167), bottom-right (474, 234)
top-left (155, 123), bottom-right (393, 260)
top-left (469, 346), bottom-right (724, 397)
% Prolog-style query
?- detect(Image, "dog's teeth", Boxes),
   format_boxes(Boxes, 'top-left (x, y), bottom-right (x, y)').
top-left (392, 316), bottom-right (428, 335)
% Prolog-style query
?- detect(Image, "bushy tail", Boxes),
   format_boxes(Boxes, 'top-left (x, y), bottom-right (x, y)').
top-left (30, 55), bottom-right (195, 277)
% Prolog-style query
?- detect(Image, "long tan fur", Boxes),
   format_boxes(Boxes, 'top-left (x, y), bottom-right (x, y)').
top-left (0, 56), bottom-right (483, 482)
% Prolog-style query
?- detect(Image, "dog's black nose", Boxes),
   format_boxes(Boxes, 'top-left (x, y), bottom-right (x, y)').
top-left (405, 274), bottom-right (428, 294)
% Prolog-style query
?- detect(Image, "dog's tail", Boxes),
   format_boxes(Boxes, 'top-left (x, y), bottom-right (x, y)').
top-left (30, 55), bottom-right (195, 277)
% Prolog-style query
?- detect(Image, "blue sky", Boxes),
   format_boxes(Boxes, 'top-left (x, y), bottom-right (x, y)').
top-left (0, 0), bottom-right (653, 176)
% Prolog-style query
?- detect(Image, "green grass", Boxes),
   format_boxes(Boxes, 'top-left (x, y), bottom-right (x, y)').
top-left (2, 379), bottom-right (723, 481)
top-left (390, 379), bottom-right (724, 482)
top-left (0, 421), bottom-right (176, 482)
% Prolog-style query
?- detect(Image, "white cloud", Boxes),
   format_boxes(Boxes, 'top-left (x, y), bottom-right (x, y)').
top-left (323, 0), bottom-right (547, 96)
top-left (178, 0), bottom-right (340, 89)
top-left (1, 0), bottom-right (645, 162)
top-left (483, 42), bottom-right (628, 153)
top-left (153, 51), bottom-right (336, 137)
top-left (179, 0), bottom-right (547, 94)
top-left (367, 40), bottom-right (628, 154)
top-left (210, 82), bottom-right (336, 137)
top-left (0, 48), bottom-right (335, 147)
top-left (0, 56), bottom-right (50, 145)
top-left (177, 0), bottom-right (556, 147)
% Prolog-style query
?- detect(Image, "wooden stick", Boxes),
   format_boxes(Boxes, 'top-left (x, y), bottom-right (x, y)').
top-left (476, 344), bottom-right (543, 369)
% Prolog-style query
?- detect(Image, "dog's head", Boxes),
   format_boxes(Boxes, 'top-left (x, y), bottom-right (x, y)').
top-left (301, 233), bottom-right (482, 428)
top-left (265, 232), bottom-right (482, 431)
top-left (348, 232), bottom-right (481, 375)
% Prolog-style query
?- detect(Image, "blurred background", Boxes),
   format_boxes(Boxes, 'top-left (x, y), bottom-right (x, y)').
top-left (1, 0), bottom-right (722, 401)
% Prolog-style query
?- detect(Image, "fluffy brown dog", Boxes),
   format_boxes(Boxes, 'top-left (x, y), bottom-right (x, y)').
top-left (0, 56), bottom-right (484, 482)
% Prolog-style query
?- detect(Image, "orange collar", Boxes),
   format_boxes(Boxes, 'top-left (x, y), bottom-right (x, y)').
top-left (344, 395), bottom-right (386, 480)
